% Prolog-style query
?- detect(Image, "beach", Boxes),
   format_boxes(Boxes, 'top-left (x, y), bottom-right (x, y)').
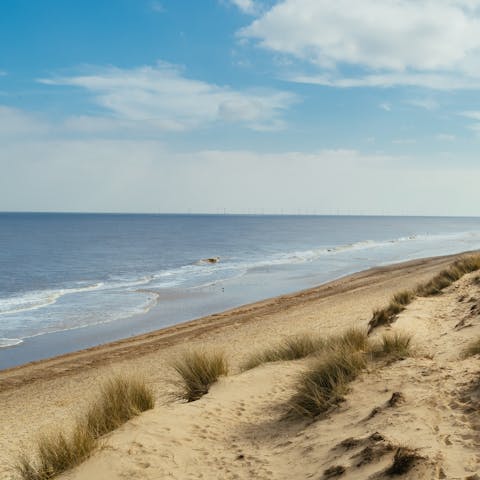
top-left (3, 252), bottom-right (480, 479)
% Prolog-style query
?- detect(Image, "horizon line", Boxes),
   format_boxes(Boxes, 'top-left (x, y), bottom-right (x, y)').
top-left (1, 211), bottom-right (480, 219)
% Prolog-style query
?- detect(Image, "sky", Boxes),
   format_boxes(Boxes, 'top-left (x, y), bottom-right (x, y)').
top-left (1, 0), bottom-right (480, 215)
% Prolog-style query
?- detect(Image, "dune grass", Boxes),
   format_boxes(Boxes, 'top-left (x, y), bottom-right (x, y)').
top-left (289, 347), bottom-right (368, 418)
top-left (85, 376), bottom-right (155, 438)
top-left (288, 328), bottom-right (412, 418)
top-left (16, 376), bottom-right (154, 480)
top-left (173, 349), bottom-right (228, 402)
top-left (461, 337), bottom-right (480, 358)
top-left (368, 255), bottom-right (480, 334)
top-left (332, 327), bottom-right (369, 351)
top-left (370, 332), bottom-right (412, 360)
top-left (17, 424), bottom-right (95, 480)
top-left (241, 334), bottom-right (325, 371)
top-left (243, 327), bottom-right (368, 371)
top-left (288, 328), bottom-right (369, 417)
top-left (367, 290), bottom-right (415, 334)
top-left (416, 255), bottom-right (480, 297)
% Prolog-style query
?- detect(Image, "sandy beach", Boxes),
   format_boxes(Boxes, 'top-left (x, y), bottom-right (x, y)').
top-left (2, 252), bottom-right (480, 479)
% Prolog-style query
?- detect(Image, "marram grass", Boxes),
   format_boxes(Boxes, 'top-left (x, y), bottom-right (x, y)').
top-left (368, 254), bottom-right (480, 333)
top-left (17, 376), bottom-right (154, 480)
top-left (172, 349), bottom-right (228, 402)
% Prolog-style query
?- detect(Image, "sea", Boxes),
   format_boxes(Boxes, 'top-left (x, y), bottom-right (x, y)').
top-left (1, 213), bottom-right (480, 369)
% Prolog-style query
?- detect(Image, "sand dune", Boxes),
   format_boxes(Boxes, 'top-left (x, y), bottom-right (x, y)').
top-left (2, 253), bottom-right (480, 479)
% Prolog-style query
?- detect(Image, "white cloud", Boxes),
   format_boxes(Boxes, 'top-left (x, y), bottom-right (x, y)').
top-left (228, 0), bottom-right (257, 14)
top-left (462, 110), bottom-right (480, 120)
top-left (379, 103), bottom-right (391, 112)
top-left (1, 138), bottom-right (479, 215)
top-left (240, 0), bottom-right (480, 89)
top-left (39, 62), bottom-right (297, 131)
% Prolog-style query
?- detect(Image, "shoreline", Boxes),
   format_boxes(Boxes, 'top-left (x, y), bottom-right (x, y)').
top-left (0, 251), bottom-right (466, 391)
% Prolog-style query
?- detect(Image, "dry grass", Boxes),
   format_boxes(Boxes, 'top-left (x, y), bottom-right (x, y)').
top-left (288, 327), bottom-right (411, 418)
top-left (332, 327), bottom-right (369, 351)
top-left (367, 290), bottom-right (414, 334)
top-left (368, 255), bottom-right (480, 334)
top-left (370, 332), bottom-right (412, 360)
top-left (16, 376), bottom-right (154, 480)
top-left (289, 346), bottom-right (368, 418)
top-left (173, 349), bottom-right (228, 402)
top-left (85, 376), bottom-right (155, 437)
top-left (243, 328), bottom-right (368, 371)
top-left (242, 334), bottom-right (325, 370)
top-left (16, 425), bottom-right (95, 480)
top-left (416, 255), bottom-right (480, 297)
top-left (461, 337), bottom-right (480, 358)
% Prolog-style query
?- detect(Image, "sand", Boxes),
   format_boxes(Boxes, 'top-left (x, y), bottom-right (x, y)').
top-left (1, 252), bottom-right (480, 479)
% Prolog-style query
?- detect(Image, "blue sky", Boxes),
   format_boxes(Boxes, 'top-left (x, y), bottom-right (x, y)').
top-left (1, 0), bottom-right (480, 214)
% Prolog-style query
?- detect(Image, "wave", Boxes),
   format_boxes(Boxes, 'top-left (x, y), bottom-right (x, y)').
top-left (1, 230), bottom-right (479, 322)
top-left (0, 283), bottom-right (104, 316)
top-left (0, 275), bottom-right (155, 317)
top-left (0, 337), bottom-right (23, 348)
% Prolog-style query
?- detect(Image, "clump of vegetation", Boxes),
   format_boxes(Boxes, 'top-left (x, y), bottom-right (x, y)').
top-left (368, 290), bottom-right (415, 333)
top-left (416, 255), bottom-right (480, 297)
top-left (86, 376), bottom-right (155, 437)
top-left (461, 337), bottom-right (480, 358)
top-left (368, 255), bottom-right (480, 334)
top-left (17, 424), bottom-right (95, 480)
top-left (242, 334), bottom-right (325, 371)
top-left (16, 376), bottom-right (154, 480)
top-left (385, 447), bottom-right (423, 476)
top-left (289, 347), bottom-right (368, 418)
top-left (332, 327), bottom-right (369, 351)
top-left (370, 332), bottom-right (412, 360)
top-left (173, 349), bottom-right (228, 402)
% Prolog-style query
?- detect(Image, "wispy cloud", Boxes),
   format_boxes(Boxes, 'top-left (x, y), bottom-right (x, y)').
top-left (379, 102), bottom-right (391, 111)
top-left (39, 62), bottom-right (298, 132)
top-left (240, 0), bottom-right (480, 90)
top-left (461, 110), bottom-right (480, 120)
top-left (227, 0), bottom-right (258, 15)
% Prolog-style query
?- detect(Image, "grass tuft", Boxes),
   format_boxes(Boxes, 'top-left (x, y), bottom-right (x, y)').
top-left (368, 254), bottom-right (480, 334)
top-left (242, 334), bottom-right (325, 371)
top-left (17, 425), bottom-right (95, 480)
top-left (461, 337), bottom-right (480, 358)
top-left (289, 347), bottom-right (368, 418)
top-left (173, 349), bottom-right (228, 402)
top-left (416, 255), bottom-right (480, 297)
top-left (370, 332), bottom-right (412, 360)
top-left (367, 290), bottom-right (414, 334)
top-left (16, 376), bottom-right (154, 480)
top-left (332, 327), bottom-right (369, 351)
top-left (85, 376), bottom-right (155, 438)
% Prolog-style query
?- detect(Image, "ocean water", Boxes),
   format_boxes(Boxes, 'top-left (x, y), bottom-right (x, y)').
top-left (1, 213), bottom-right (480, 367)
